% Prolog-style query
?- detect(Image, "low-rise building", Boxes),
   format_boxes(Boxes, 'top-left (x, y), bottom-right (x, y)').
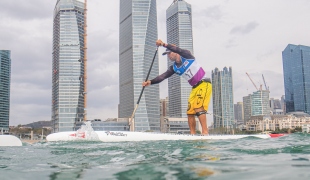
top-left (75, 118), bottom-right (129, 131)
top-left (302, 124), bottom-right (310, 133)
top-left (74, 117), bottom-right (204, 134)
top-left (166, 117), bottom-right (201, 134)
top-left (246, 113), bottom-right (310, 131)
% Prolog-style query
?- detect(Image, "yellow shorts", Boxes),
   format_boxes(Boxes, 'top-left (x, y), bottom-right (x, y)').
top-left (187, 82), bottom-right (212, 115)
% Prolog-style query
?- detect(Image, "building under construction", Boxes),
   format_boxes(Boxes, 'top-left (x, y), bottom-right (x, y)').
top-left (243, 73), bottom-right (270, 123)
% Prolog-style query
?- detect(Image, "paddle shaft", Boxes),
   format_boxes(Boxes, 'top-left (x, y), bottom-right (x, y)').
top-left (129, 47), bottom-right (159, 130)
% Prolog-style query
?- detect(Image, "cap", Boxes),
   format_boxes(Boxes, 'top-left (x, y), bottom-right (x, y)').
top-left (162, 49), bottom-right (171, 55)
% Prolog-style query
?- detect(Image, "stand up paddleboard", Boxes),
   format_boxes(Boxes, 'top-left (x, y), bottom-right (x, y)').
top-left (47, 122), bottom-right (282, 142)
top-left (46, 131), bottom-right (272, 142)
top-left (0, 135), bottom-right (23, 146)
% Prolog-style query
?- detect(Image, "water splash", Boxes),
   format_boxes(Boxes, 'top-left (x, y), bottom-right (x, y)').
top-left (75, 121), bottom-right (100, 141)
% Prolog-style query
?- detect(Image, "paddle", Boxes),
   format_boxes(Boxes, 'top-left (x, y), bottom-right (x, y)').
top-left (129, 46), bottom-right (159, 131)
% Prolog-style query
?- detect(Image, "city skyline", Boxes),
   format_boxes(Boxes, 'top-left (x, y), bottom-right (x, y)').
top-left (0, 0), bottom-right (310, 126)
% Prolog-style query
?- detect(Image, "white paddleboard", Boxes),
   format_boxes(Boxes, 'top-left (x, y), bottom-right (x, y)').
top-left (0, 135), bottom-right (23, 146)
top-left (46, 131), bottom-right (271, 142)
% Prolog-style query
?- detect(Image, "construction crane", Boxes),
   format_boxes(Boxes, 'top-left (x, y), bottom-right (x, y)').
top-left (83, 0), bottom-right (88, 121)
top-left (262, 74), bottom-right (269, 91)
top-left (246, 72), bottom-right (259, 91)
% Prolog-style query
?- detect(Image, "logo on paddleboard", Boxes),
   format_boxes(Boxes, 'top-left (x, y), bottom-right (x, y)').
top-left (105, 131), bottom-right (127, 136)
top-left (69, 132), bottom-right (85, 138)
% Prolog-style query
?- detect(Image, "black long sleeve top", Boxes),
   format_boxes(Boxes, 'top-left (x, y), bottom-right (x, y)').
top-left (150, 44), bottom-right (195, 85)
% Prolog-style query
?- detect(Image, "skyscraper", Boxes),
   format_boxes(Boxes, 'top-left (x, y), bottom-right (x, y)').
top-left (166, 0), bottom-right (193, 118)
top-left (281, 95), bottom-right (286, 114)
top-left (0, 50), bottom-right (11, 133)
top-left (282, 44), bottom-right (310, 114)
top-left (234, 102), bottom-right (244, 125)
top-left (119, 0), bottom-right (160, 131)
top-left (251, 89), bottom-right (270, 116)
top-left (270, 98), bottom-right (284, 115)
top-left (243, 94), bottom-right (252, 123)
top-left (52, 0), bottom-right (86, 132)
top-left (243, 89), bottom-right (270, 122)
top-left (212, 67), bottom-right (234, 128)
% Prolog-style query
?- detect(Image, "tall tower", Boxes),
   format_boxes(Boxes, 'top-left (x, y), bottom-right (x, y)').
top-left (243, 94), bottom-right (252, 123)
top-left (52, 0), bottom-right (86, 132)
top-left (282, 44), bottom-right (310, 114)
top-left (0, 50), bottom-right (11, 133)
top-left (212, 67), bottom-right (234, 128)
top-left (270, 98), bottom-right (284, 115)
top-left (234, 102), bottom-right (244, 125)
top-left (251, 89), bottom-right (270, 116)
top-left (166, 0), bottom-right (193, 117)
top-left (243, 89), bottom-right (270, 122)
top-left (119, 0), bottom-right (160, 131)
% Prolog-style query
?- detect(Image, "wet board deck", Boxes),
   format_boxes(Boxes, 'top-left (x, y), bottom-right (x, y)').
top-left (0, 135), bottom-right (23, 146)
top-left (46, 131), bottom-right (271, 142)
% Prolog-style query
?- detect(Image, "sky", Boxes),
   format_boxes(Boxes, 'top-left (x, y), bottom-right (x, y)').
top-left (1, 0), bottom-right (310, 126)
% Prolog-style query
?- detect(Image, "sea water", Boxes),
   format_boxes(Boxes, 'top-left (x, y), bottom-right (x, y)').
top-left (1, 133), bottom-right (310, 180)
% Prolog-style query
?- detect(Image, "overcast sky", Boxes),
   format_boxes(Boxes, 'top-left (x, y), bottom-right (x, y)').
top-left (1, 0), bottom-right (310, 126)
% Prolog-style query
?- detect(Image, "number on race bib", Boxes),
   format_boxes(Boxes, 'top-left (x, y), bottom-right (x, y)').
top-left (185, 69), bottom-right (193, 79)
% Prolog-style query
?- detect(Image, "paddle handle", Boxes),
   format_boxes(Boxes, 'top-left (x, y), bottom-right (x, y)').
top-left (137, 47), bottom-right (158, 104)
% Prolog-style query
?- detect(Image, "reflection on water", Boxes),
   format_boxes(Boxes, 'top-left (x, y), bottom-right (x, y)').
top-left (0, 133), bottom-right (310, 179)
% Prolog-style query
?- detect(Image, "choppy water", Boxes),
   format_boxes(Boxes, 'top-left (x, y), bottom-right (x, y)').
top-left (1, 133), bottom-right (310, 180)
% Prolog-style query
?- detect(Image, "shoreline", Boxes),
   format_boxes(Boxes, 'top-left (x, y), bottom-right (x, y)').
top-left (21, 139), bottom-right (45, 144)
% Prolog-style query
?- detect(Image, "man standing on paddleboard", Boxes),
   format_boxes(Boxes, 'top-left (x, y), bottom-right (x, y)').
top-left (142, 39), bottom-right (212, 135)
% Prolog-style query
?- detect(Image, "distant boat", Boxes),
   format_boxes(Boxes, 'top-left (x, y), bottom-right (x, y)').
top-left (260, 131), bottom-right (285, 138)
top-left (269, 133), bottom-right (285, 138)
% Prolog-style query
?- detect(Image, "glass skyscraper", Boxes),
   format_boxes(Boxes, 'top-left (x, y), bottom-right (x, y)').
top-left (243, 89), bottom-right (270, 122)
top-left (251, 90), bottom-right (270, 116)
top-left (212, 67), bottom-right (234, 128)
top-left (166, 0), bottom-right (193, 118)
top-left (52, 0), bottom-right (86, 132)
top-left (282, 44), bottom-right (310, 114)
top-left (119, 0), bottom-right (160, 131)
top-left (0, 50), bottom-right (11, 133)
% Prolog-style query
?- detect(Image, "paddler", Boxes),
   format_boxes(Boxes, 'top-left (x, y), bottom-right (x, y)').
top-left (142, 39), bottom-right (212, 135)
